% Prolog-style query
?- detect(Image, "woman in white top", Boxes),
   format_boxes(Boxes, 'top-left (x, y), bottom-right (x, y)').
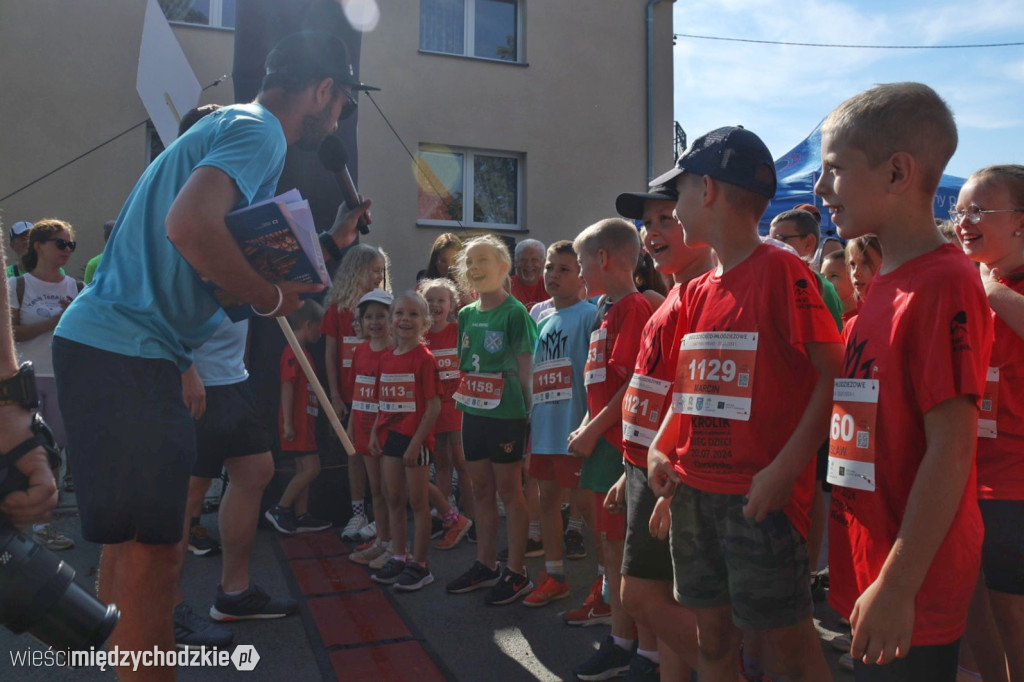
top-left (9, 219), bottom-right (82, 550)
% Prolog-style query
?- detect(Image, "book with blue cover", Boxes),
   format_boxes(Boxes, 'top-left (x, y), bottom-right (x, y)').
top-left (211, 188), bottom-right (331, 321)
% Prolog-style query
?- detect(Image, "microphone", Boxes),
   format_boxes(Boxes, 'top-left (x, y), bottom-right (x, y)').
top-left (318, 135), bottom-right (371, 235)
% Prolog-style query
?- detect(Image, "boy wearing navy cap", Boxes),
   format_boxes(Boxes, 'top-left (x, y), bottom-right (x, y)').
top-left (647, 126), bottom-right (843, 680)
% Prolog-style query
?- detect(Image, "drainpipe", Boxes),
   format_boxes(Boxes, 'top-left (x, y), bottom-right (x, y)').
top-left (646, 0), bottom-right (664, 181)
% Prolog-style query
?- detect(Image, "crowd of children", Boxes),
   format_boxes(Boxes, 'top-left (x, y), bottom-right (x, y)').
top-left (232, 81), bottom-right (1024, 682)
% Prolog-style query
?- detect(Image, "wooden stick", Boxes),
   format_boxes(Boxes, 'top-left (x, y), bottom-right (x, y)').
top-left (277, 316), bottom-right (355, 456)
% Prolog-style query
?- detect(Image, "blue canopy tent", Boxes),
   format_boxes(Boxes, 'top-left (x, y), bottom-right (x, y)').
top-left (759, 121), bottom-right (966, 238)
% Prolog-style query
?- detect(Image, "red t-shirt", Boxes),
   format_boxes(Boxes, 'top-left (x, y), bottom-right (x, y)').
top-left (510, 275), bottom-right (549, 311)
top-left (375, 344), bottom-right (443, 451)
top-left (585, 292), bottom-right (654, 451)
top-left (978, 272), bottom-right (1024, 499)
top-left (828, 243), bottom-right (993, 646)
top-left (622, 284), bottom-right (684, 468)
top-left (671, 244), bottom-right (842, 537)
top-left (279, 345), bottom-right (319, 452)
top-left (320, 304), bottom-right (361, 404)
top-left (348, 341), bottom-right (389, 455)
top-left (424, 323), bottom-right (463, 434)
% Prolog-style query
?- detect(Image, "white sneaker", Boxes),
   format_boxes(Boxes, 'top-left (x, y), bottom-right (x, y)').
top-left (357, 521), bottom-right (377, 542)
top-left (368, 545), bottom-right (395, 570)
top-left (350, 539), bottom-right (387, 565)
top-left (340, 513), bottom-right (368, 541)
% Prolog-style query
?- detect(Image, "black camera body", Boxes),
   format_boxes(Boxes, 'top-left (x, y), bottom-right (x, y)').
top-left (0, 413), bottom-right (119, 650)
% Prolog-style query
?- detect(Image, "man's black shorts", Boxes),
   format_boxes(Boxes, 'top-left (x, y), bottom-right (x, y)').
top-left (53, 337), bottom-right (194, 545)
top-left (192, 379), bottom-right (271, 478)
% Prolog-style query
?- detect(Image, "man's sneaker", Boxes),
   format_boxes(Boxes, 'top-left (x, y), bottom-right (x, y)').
top-left (357, 520), bottom-right (378, 542)
top-left (394, 562), bottom-right (434, 592)
top-left (563, 577), bottom-right (612, 626)
top-left (446, 561), bottom-right (501, 594)
top-left (574, 635), bottom-right (632, 681)
top-left (371, 557), bottom-right (407, 584)
top-left (350, 539), bottom-right (388, 565)
top-left (294, 513), bottom-right (332, 533)
top-left (430, 515), bottom-right (445, 539)
top-left (264, 505), bottom-right (297, 534)
top-left (434, 515), bottom-right (473, 550)
top-left (188, 525), bottom-right (221, 556)
top-left (564, 529), bottom-right (587, 560)
top-left (626, 652), bottom-right (660, 681)
top-left (368, 546), bottom-right (395, 570)
top-left (209, 583), bottom-right (297, 621)
top-left (484, 567), bottom-right (533, 605)
top-left (174, 603), bottom-right (233, 649)
top-left (33, 524), bottom-right (74, 551)
top-left (523, 572), bottom-right (570, 607)
top-left (340, 513), bottom-right (368, 541)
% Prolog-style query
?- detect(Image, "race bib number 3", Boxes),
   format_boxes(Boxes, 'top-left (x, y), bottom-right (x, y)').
top-left (341, 336), bottom-right (362, 369)
top-left (672, 331), bottom-right (757, 421)
top-left (379, 373), bottom-right (416, 413)
top-left (454, 372), bottom-right (504, 410)
top-left (584, 329), bottom-right (608, 386)
top-left (979, 366), bottom-right (999, 439)
top-left (622, 373), bottom-right (671, 447)
top-left (826, 378), bottom-right (878, 492)
top-left (533, 358), bottom-right (573, 403)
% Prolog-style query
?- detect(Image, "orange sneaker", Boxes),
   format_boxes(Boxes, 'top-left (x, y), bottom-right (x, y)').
top-left (523, 572), bottom-right (570, 607)
top-left (434, 514), bottom-right (473, 550)
top-left (562, 576), bottom-right (611, 626)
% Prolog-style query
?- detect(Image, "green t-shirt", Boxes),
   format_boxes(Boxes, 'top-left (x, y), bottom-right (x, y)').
top-left (815, 271), bottom-right (844, 332)
top-left (83, 253), bottom-right (102, 284)
top-left (456, 294), bottom-right (538, 419)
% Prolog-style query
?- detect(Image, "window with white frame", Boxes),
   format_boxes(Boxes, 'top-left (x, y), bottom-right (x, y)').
top-left (420, 0), bottom-right (521, 62)
top-left (159, 0), bottom-right (236, 29)
top-left (417, 145), bottom-right (522, 230)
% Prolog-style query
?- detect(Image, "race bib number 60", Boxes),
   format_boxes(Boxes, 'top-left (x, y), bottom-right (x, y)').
top-left (672, 331), bottom-right (757, 421)
top-left (826, 378), bottom-right (879, 491)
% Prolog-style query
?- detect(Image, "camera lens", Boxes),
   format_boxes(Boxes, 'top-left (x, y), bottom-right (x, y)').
top-left (0, 524), bottom-right (119, 650)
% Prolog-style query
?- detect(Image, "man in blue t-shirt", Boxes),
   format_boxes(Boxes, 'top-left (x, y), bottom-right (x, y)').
top-left (52, 30), bottom-right (371, 667)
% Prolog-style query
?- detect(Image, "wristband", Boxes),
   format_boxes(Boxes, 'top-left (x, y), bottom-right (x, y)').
top-left (319, 232), bottom-right (343, 262)
top-left (251, 284), bottom-right (284, 318)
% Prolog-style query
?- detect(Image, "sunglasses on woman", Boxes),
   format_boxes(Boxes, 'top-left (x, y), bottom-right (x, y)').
top-left (44, 238), bottom-right (76, 252)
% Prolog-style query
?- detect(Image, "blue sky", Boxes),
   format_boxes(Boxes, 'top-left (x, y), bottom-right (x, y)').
top-left (672, 0), bottom-right (1024, 179)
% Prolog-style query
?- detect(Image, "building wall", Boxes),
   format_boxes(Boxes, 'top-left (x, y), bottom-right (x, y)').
top-left (0, 0), bottom-right (233, 277)
top-left (0, 0), bottom-right (674, 289)
top-left (359, 1), bottom-right (676, 291)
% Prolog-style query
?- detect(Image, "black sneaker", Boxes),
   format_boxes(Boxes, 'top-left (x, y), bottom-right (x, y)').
top-left (484, 567), bottom-right (533, 606)
top-left (467, 524), bottom-right (477, 543)
top-left (564, 529), bottom-right (587, 560)
top-left (264, 505), bottom-right (297, 534)
top-left (294, 513), bottom-right (332, 533)
top-left (394, 562), bottom-right (434, 592)
top-left (188, 525), bottom-right (221, 556)
top-left (371, 558), bottom-right (407, 585)
top-left (430, 515), bottom-right (445, 539)
top-left (497, 538), bottom-right (543, 563)
top-left (626, 652), bottom-right (660, 681)
top-left (174, 603), bottom-right (233, 648)
top-left (209, 583), bottom-right (297, 621)
top-left (574, 635), bottom-right (632, 681)
top-left (446, 561), bottom-right (501, 594)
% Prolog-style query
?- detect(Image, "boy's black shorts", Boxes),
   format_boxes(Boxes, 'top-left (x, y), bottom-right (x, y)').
top-left (621, 461), bottom-right (674, 582)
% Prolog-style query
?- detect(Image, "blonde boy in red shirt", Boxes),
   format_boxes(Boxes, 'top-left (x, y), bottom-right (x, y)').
top-left (816, 83), bottom-right (993, 681)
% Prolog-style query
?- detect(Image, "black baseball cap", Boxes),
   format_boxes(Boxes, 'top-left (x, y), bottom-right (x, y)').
top-left (615, 184), bottom-right (679, 220)
top-left (265, 30), bottom-right (377, 92)
top-left (649, 126), bottom-right (777, 199)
